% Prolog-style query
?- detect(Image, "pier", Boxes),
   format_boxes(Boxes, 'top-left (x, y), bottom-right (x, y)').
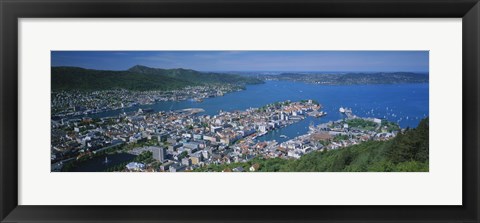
top-left (339, 107), bottom-right (357, 119)
top-left (175, 108), bottom-right (205, 115)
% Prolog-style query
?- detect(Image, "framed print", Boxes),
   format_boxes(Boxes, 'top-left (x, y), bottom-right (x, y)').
top-left (49, 50), bottom-right (430, 173)
top-left (1, 0), bottom-right (479, 222)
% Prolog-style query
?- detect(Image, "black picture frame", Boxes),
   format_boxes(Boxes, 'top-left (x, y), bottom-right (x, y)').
top-left (1, 0), bottom-right (479, 222)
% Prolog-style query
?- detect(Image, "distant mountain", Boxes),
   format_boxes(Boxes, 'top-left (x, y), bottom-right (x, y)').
top-left (263, 72), bottom-right (429, 85)
top-left (51, 66), bottom-right (264, 91)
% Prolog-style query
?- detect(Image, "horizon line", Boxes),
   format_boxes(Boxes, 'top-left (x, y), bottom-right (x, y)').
top-left (51, 65), bottom-right (429, 73)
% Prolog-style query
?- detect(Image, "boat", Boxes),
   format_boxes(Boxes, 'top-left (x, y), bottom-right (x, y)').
top-left (339, 107), bottom-right (345, 113)
top-left (280, 135), bottom-right (288, 138)
top-left (315, 111), bottom-right (327, 117)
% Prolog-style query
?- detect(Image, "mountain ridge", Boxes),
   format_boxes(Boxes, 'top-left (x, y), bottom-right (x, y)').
top-left (51, 65), bottom-right (264, 91)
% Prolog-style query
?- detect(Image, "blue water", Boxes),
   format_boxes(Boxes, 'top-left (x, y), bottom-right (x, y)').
top-left (85, 81), bottom-right (429, 143)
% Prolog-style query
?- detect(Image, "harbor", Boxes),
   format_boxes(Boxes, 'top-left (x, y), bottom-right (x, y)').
top-left (51, 81), bottom-right (429, 172)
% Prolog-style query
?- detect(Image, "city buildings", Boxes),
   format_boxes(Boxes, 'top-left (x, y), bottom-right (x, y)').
top-left (51, 98), bottom-right (400, 172)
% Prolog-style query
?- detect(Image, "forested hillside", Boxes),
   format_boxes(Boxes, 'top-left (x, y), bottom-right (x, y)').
top-left (52, 65), bottom-right (264, 91)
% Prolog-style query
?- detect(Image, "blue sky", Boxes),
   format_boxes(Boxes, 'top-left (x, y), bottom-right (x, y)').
top-left (51, 51), bottom-right (429, 72)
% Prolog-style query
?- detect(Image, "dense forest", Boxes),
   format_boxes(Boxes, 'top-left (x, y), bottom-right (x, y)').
top-left (196, 118), bottom-right (429, 172)
top-left (51, 65), bottom-right (264, 91)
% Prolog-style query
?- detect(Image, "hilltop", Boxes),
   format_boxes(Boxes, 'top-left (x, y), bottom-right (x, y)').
top-left (51, 65), bottom-right (264, 91)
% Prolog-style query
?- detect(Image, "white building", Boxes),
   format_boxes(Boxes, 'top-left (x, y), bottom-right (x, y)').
top-left (126, 162), bottom-right (145, 171)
